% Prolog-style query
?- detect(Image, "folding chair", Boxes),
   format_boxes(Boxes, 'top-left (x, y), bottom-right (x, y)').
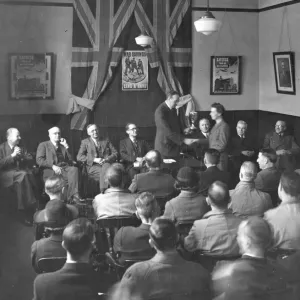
top-left (37, 257), bottom-right (66, 273)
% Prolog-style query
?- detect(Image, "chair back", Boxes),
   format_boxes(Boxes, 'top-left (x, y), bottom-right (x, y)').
top-left (176, 220), bottom-right (194, 245)
top-left (156, 194), bottom-right (176, 214)
top-left (37, 257), bottom-right (66, 273)
top-left (96, 217), bottom-right (141, 254)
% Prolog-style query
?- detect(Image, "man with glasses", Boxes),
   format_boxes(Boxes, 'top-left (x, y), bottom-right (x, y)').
top-left (263, 120), bottom-right (300, 171)
top-left (120, 123), bottom-right (151, 180)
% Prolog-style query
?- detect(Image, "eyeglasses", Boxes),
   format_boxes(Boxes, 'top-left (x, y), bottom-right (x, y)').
top-left (129, 128), bottom-right (138, 131)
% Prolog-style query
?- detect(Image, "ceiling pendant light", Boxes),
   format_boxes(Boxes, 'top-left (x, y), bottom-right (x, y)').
top-left (194, 0), bottom-right (221, 35)
top-left (135, 27), bottom-right (153, 47)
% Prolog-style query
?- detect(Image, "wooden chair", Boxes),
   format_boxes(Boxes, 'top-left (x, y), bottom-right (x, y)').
top-left (37, 257), bottom-right (66, 273)
top-left (156, 193), bottom-right (177, 215)
top-left (176, 220), bottom-right (194, 246)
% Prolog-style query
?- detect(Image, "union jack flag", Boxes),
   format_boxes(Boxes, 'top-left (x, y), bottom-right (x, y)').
top-left (70, 0), bottom-right (192, 130)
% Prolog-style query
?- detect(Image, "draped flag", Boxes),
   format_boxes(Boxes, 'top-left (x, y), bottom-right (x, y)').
top-left (69, 0), bottom-right (192, 130)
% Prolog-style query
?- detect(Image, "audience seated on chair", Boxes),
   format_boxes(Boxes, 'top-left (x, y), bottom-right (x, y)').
top-left (31, 200), bottom-right (72, 273)
top-left (113, 218), bottom-right (211, 300)
top-left (264, 171), bottom-right (300, 250)
top-left (77, 124), bottom-right (118, 193)
top-left (163, 166), bottom-right (209, 224)
top-left (93, 164), bottom-right (137, 219)
top-left (119, 123), bottom-right (151, 180)
top-left (184, 181), bottom-right (241, 257)
top-left (198, 148), bottom-right (230, 194)
top-left (34, 175), bottom-right (79, 224)
top-left (0, 128), bottom-right (37, 224)
top-left (33, 218), bottom-right (106, 300)
top-left (129, 150), bottom-right (176, 197)
top-left (230, 162), bottom-right (272, 217)
top-left (36, 127), bottom-right (81, 203)
top-left (255, 148), bottom-right (281, 194)
top-left (113, 192), bottom-right (159, 264)
top-left (212, 216), bottom-right (292, 300)
top-left (263, 120), bottom-right (300, 172)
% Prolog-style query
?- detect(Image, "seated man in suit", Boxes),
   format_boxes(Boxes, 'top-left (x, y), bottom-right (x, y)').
top-left (77, 124), bottom-right (118, 193)
top-left (264, 171), bottom-right (300, 250)
top-left (0, 128), bottom-right (37, 223)
top-left (93, 164), bottom-right (137, 219)
top-left (263, 120), bottom-right (300, 171)
top-left (198, 148), bottom-right (230, 194)
top-left (255, 148), bottom-right (281, 206)
top-left (129, 150), bottom-right (176, 198)
top-left (33, 218), bottom-right (107, 300)
top-left (184, 181), bottom-right (241, 257)
top-left (36, 127), bottom-right (80, 202)
top-left (212, 216), bottom-right (291, 300)
top-left (115, 218), bottom-right (211, 300)
top-left (230, 162), bottom-right (272, 217)
top-left (164, 167), bottom-right (209, 224)
top-left (113, 192), bottom-right (159, 264)
top-left (119, 123), bottom-right (151, 180)
top-left (31, 200), bottom-right (72, 273)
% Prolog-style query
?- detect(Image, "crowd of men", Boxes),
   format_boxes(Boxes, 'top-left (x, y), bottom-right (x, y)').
top-left (1, 92), bottom-right (300, 299)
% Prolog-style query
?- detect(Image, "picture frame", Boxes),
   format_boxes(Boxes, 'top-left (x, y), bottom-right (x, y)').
top-left (9, 53), bottom-right (54, 100)
top-left (210, 56), bottom-right (242, 95)
top-left (273, 51), bottom-right (296, 95)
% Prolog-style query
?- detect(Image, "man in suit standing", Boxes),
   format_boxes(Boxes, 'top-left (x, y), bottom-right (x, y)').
top-left (36, 127), bottom-right (80, 202)
top-left (113, 192), bottom-right (159, 264)
top-left (119, 123), bottom-right (151, 180)
top-left (77, 124), bottom-right (118, 193)
top-left (209, 103), bottom-right (230, 171)
top-left (116, 218), bottom-right (211, 300)
top-left (0, 128), bottom-right (37, 223)
top-left (154, 91), bottom-right (199, 159)
top-left (33, 218), bottom-right (107, 300)
top-left (263, 120), bottom-right (300, 171)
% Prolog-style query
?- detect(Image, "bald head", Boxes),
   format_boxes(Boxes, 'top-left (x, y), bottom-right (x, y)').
top-left (48, 127), bottom-right (61, 144)
top-left (145, 150), bottom-right (162, 169)
top-left (6, 128), bottom-right (21, 146)
top-left (105, 164), bottom-right (125, 188)
top-left (240, 161), bottom-right (257, 182)
top-left (207, 181), bottom-right (230, 209)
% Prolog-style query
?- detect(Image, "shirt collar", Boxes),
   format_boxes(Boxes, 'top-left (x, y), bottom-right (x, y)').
top-left (165, 101), bottom-right (172, 110)
top-left (201, 131), bottom-right (209, 137)
top-left (203, 209), bottom-right (232, 218)
top-left (129, 136), bottom-right (137, 144)
top-left (91, 138), bottom-right (99, 145)
top-left (7, 142), bottom-right (14, 149)
top-left (51, 140), bottom-right (59, 149)
top-left (104, 187), bottom-right (130, 194)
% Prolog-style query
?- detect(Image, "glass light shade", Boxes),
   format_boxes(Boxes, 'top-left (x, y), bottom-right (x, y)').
top-left (135, 34), bottom-right (153, 47)
top-left (194, 11), bottom-right (221, 35)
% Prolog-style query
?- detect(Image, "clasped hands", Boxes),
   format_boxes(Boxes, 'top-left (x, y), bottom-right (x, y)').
top-left (93, 158), bottom-right (107, 166)
top-left (241, 150), bottom-right (255, 157)
top-left (11, 146), bottom-right (22, 158)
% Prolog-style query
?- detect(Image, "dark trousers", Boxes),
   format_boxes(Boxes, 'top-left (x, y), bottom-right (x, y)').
top-left (87, 163), bottom-right (111, 191)
top-left (43, 166), bottom-right (79, 199)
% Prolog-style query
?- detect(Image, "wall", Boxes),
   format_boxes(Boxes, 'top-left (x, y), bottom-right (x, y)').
top-left (191, 10), bottom-right (259, 111)
top-left (193, 0), bottom-right (258, 9)
top-left (0, 3), bottom-right (72, 115)
top-left (259, 1), bottom-right (300, 116)
top-left (259, 0), bottom-right (291, 9)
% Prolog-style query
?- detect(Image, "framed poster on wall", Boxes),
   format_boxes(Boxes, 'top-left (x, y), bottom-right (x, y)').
top-left (210, 56), bottom-right (242, 95)
top-left (9, 53), bottom-right (54, 100)
top-left (273, 51), bottom-right (296, 95)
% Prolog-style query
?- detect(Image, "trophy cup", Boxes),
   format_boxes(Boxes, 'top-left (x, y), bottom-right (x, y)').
top-left (189, 111), bottom-right (198, 131)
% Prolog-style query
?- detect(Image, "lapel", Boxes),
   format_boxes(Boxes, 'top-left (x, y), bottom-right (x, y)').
top-left (4, 142), bottom-right (13, 156)
top-left (125, 137), bottom-right (133, 152)
top-left (89, 138), bottom-right (97, 154)
top-left (47, 141), bottom-right (57, 163)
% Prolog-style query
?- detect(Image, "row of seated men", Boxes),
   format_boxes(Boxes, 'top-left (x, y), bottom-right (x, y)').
top-left (31, 166), bottom-right (300, 299)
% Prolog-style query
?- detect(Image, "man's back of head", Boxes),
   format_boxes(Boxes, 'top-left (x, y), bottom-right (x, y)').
top-left (279, 171), bottom-right (300, 202)
top-left (240, 161), bottom-right (257, 182)
top-left (105, 164), bottom-right (125, 188)
top-left (204, 148), bottom-right (220, 166)
top-left (62, 218), bottom-right (94, 262)
top-left (135, 192), bottom-right (160, 222)
top-left (207, 181), bottom-right (230, 210)
top-left (149, 217), bottom-right (177, 251)
top-left (45, 175), bottom-right (65, 198)
top-left (145, 150), bottom-right (162, 169)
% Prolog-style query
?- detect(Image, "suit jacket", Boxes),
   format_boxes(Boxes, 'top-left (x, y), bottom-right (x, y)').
top-left (230, 182), bottom-right (273, 217)
top-left (220, 255), bottom-right (291, 300)
top-left (184, 209), bottom-right (241, 256)
top-left (198, 166), bottom-right (230, 193)
top-left (129, 169), bottom-right (176, 197)
top-left (31, 234), bottom-right (66, 273)
top-left (36, 141), bottom-right (72, 169)
top-left (77, 137), bottom-right (117, 169)
top-left (33, 263), bottom-right (101, 300)
top-left (154, 102), bottom-right (184, 159)
top-left (0, 141), bottom-right (33, 171)
top-left (119, 137), bottom-right (151, 168)
top-left (93, 187), bottom-right (137, 219)
top-left (192, 131), bottom-right (209, 159)
top-left (209, 120), bottom-right (230, 153)
top-left (113, 223), bottom-right (155, 264)
top-left (230, 133), bottom-right (257, 158)
top-left (163, 190), bottom-right (209, 224)
top-left (254, 166), bottom-right (281, 193)
top-left (120, 251), bottom-right (211, 300)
